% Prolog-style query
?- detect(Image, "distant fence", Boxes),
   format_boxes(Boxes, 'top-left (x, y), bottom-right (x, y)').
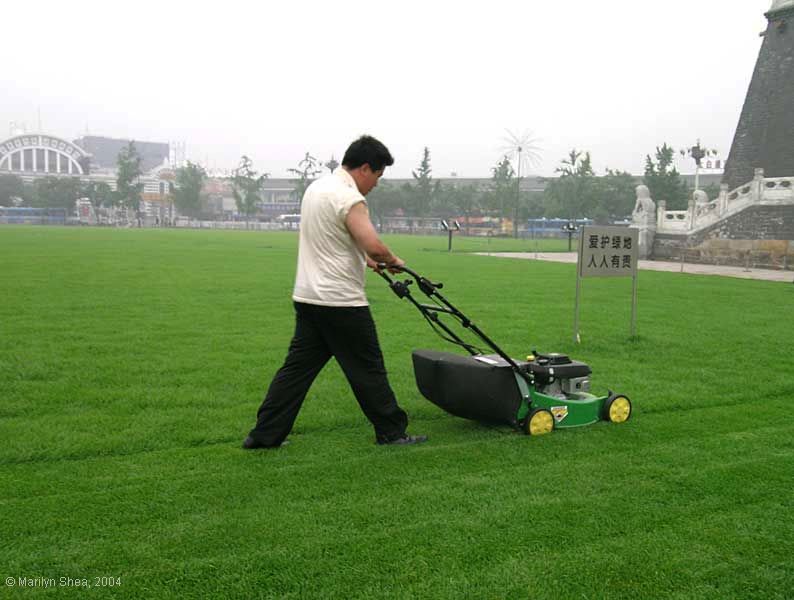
top-left (376, 216), bottom-right (609, 238)
top-left (2, 210), bottom-right (631, 238)
top-left (173, 218), bottom-right (288, 231)
top-left (0, 207), bottom-right (67, 225)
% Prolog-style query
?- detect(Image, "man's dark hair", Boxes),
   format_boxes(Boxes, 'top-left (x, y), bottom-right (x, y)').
top-left (342, 135), bottom-right (394, 172)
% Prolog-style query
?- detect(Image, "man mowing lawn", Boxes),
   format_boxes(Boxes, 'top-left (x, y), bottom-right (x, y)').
top-left (243, 135), bottom-right (428, 449)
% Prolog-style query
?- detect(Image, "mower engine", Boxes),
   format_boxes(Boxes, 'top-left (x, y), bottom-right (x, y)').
top-left (525, 353), bottom-right (592, 399)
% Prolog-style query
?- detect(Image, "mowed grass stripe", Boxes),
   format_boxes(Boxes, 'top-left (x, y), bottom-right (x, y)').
top-left (0, 380), bottom-right (791, 466)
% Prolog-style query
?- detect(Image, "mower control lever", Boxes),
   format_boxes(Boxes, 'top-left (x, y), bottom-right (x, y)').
top-left (387, 278), bottom-right (413, 299)
top-left (378, 264), bottom-right (444, 294)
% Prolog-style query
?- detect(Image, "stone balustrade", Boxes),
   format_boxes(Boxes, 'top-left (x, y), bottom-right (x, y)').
top-left (761, 176), bottom-right (794, 202)
top-left (657, 208), bottom-right (689, 231)
top-left (656, 168), bottom-right (794, 234)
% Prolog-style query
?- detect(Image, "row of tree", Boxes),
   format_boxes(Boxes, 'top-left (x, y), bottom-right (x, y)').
top-left (366, 144), bottom-right (713, 229)
top-left (0, 174), bottom-right (103, 210)
top-left (1, 141), bottom-right (713, 229)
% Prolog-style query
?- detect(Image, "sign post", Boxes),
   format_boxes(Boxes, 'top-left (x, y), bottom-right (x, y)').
top-left (574, 226), bottom-right (639, 343)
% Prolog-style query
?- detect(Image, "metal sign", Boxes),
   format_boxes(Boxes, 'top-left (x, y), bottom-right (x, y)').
top-left (579, 227), bottom-right (638, 278)
top-left (574, 226), bottom-right (639, 341)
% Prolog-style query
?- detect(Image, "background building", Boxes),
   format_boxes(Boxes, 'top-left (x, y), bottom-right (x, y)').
top-left (73, 136), bottom-right (169, 173)
top-left (0, 130), bottom-right (175, 223)
top-left (0, 133), bottom-right (91, 176)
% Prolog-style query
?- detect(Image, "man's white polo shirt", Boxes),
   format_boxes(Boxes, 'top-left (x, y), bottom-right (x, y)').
top-left (292, 168), bottom-right (369, 307)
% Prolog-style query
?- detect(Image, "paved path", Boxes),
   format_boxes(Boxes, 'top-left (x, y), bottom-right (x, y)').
top-left (474, 252), bottom-right (794, 283)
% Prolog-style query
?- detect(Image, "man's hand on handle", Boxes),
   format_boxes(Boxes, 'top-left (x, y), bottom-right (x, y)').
top-left (367, 256), bottom-right (405, 274)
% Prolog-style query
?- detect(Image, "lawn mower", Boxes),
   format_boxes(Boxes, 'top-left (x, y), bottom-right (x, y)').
top-left (377, 264), bottom-right (632, 435)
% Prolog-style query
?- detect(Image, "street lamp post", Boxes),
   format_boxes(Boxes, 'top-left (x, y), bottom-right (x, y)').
top-left (441, 219), bottom-right (461, 252)
top-left (514, 146), bottom-right (522, 239)
top-left (325, 156), bottom-right (339, 173)
top-left (681, 140), bottom-right (714, 193)
top-left (562, 221), bottom-right (577, 252)
top-left (690, 140), bottom-right (706, 192)
top-left (501, 130), bottom-right (541, 240)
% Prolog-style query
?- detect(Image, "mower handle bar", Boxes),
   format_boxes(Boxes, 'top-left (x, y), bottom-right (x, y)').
top-left (375, 262), bottom-right (529, 380)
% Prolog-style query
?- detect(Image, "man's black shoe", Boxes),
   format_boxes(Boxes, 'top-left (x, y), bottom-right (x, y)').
top-left (376, 434), bottom-right (428, 446)
top-left (242, 436), bottom-right (289, 450)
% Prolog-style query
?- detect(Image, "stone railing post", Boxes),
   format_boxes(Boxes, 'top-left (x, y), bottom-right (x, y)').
top-left (657, 200), bottom-right (666, 230)
top-left (754, 167), bottom-right (765, 203)
top-left (719, 183), bottom-right (729, 216)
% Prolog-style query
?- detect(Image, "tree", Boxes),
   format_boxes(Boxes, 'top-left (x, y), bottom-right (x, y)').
top-left (409, 147), bottom-right (435, 217)
top-left (173, 161), bottom-right (207, 218)
top-left (29, 177), bottom-right (61, 207)
top-left (520, 190), bottom-right (546, 220)
top-left (232, 155), bottom-right (268, 227)
top-left (288, 152), bottom-right (322, 202)
top-left (0, 175), bottom-right (25, 206)
top-left (591, 169), bottom-right (637, 224)
top-left (557, 149), bottom-right (594, 179)
top-left (116, 141), bottom-right (143, 215)
top-left (430, 181), bottom-right (458, 218)
top-left (436, 183), bottom-right (482, 233)
top-left (81, 180), bottom-right (113, 216)
top-left (702, 182), bottom-right (721, 202)
top-left (543, 149), bottom-right (596, 222)
top-left (643, 143), bottom-right (689, 210)
top-left (367, 180), bottom-right (408, 230)
top-left (485, 156), bottom-right (516, 227)
top-left (29, 177), bottom-right (83, 211)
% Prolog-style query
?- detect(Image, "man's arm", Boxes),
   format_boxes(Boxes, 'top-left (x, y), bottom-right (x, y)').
top-left (345, 202), bottom-right (404, 269)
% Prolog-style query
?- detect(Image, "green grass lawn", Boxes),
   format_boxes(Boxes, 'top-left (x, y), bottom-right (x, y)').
top-left (1, 226), bottom-right (792, 599)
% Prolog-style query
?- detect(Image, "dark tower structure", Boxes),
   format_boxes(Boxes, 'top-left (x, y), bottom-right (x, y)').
top-left (723, 1), bottom-right (794, 191)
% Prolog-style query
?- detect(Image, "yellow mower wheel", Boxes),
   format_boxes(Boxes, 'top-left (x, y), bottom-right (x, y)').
top-left (604, 394), bottom-right (632, 423)
top-left (525, 408), bottom-right (555, 436)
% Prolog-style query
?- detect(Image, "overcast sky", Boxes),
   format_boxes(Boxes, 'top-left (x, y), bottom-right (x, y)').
top-left (0, 1), bottom-right (775, 178)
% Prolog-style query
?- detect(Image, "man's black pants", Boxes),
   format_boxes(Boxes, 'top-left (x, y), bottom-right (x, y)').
top-left (249, 302), bottom-right (408, 446)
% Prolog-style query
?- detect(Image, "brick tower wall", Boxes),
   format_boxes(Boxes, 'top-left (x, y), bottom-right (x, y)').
top-left (722, 5), bottom-right (794, 191)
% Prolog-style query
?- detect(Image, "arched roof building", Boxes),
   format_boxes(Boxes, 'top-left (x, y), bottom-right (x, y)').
top-left (0, 134), bottom-right (90, 176)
